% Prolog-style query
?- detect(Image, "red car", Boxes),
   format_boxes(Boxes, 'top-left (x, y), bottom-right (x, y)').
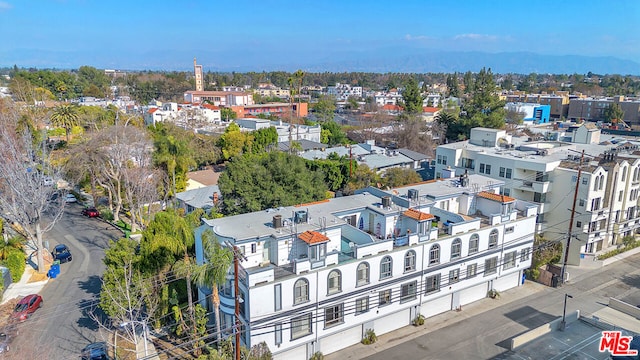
top-left (82, 208), bottom-right (100, 218)
top-left (11, 294), bottom-right (42, 322)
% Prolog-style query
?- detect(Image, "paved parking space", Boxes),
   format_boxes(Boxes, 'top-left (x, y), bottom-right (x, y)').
top-left (495, 320), bottom-right (623, 360)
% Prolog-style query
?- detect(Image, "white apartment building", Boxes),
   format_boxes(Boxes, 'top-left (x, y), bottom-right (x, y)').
top-left (144, 102), bottom-right (222, 127)
top-left (434, 126), bottom-right (640, 264)
top-left (326, 83), bottom-right (363, 101)
top-left (194, 175), bottom-right (537, 359)
top-left (235, 118), bottom-right (322, 143)
top-left (184, 90), bottom-right (254, 106)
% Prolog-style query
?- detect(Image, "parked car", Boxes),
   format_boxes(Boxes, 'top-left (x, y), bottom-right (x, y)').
top-left (81, 207), bottom-right (100, 218)
top-left (42, 176), bottom-right (55, 187)
top-left (51, 244), bottom-right (72, 263)
top-left (65, 194), bottom-right (77, 203)
top-left (0, 331), bottom-right (10, 354)
top-left (11, 294), bottom-right (42, 322)
top-left (81, 342), bottom-right (110, 360)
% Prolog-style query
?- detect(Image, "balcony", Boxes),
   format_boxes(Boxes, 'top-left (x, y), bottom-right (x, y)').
top-left (514, 178), bottom-right (552, 193)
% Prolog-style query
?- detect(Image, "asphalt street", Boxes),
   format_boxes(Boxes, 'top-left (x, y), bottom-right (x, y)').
top-left (7, 203), bottom-right (122, 359)
top-left (364, 253), bottom-right (640, 360)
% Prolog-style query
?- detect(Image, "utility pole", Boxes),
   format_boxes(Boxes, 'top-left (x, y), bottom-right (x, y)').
top-left (225, 242), bottom-right (247, 360)
top-left (561, 150), bottom-right (584, 284)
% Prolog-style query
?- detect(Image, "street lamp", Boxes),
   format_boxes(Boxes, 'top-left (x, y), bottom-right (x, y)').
top-left (560, 293), bottom-right (573, 331)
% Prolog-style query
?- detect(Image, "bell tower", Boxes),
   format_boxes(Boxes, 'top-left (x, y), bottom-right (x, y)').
top-left (194, 57), bottom-right (203, 92)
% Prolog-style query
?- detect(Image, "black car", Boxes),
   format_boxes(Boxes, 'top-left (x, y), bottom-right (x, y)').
top-left (51, 244), bottom-right (72, 263)
top-left (81, 342), bottom-right (109, 360)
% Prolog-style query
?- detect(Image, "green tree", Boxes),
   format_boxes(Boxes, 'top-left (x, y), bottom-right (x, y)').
top-left (152, 124), bottom-right (196, 196)
top-left (252, 126), bottom-right (278, 153)
top-left (455, 68), bottom-right (505, 139)
top-left (218, 122), bottom-right (254, 160)
top-left (463, 71), bottom-right (474, 94)
top-left (382, 167), bottom-right (423, 188)
top-left (603, 103), bottom-right (625, 124)
top-left (50, 104), bottom-right (79, 142)
top-left (220, 107), bottom-right (237, 121)
top-left (446, 73), bottom-right (460, 97)
top-left (400, 78), bottom-right (424, 114)
top-left (344, 164), bottom-right (382, 195)
top-left (313, 95), bottom-right (336, 123)
top-left (192, 229), bottom-right (233, 344)
top-left (219, 152), bottom-right (328, 215)
top-left (141, 209), bottom-right (199, 345)
top-left (320, 121), bottom-right (348, 146)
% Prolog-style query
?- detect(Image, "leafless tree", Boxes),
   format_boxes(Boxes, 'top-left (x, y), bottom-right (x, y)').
top-left (121, 166), bottom-right (162, 232)
top-left (91, 260), bottom-right (159, 360)
top-left (65, 122), bottom-right (160, 229)
top-left (0, 99), bottom-right (65, 272)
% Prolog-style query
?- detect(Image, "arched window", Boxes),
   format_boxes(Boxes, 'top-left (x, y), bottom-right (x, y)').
top-left (380, 256), bottom-right (393, 279)
top-left (294, 278), bottom-right (309, 305)
top-left (327, 270), bottom-right (341, 295)
top-left (404, 250), bottom-right (416, 272)
top-left (451, 238), bottom-right (462, 259)
top-left (593, 176), bottom-right (599, 191)
top-left (599, 174), bottom-right (605, 190)
top-left (469, 234), bottom-right (479, 254)
top-left (356, 262), bottom-right (370, 286)
top-left (488, 229), bottom-right (499, 249)
top-left (622, 167), bottom-right (627, 180)
top-left (429, 244), bottom-right (440, 265)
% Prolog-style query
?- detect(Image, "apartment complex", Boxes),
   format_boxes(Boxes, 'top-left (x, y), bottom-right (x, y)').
top-left (567, 96), bottom-right (640, 127)
top-left (326, 83), bottom-right (363, 101)
top-left (195, 176), bottom-right (537, 359)
top-left (184, 90), bottom-right (254, 107)
top-left (435, 127), bottom-right (640, 264)
top-left (504, 91), bottom-right (570, 120)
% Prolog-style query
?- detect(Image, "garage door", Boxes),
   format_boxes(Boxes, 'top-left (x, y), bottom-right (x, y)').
top-left (422, 294), bottom-right (451, 317)
top-left (493, 271), bottom-right (520, 292)
top-left (274, 343), bottom-right (307, 360)
top-left (459, 282), bottom-right (488, 305)
top-left (320, 326), bottom-right (362, 355)
top-left (375, 310), bottom-right (409, 335)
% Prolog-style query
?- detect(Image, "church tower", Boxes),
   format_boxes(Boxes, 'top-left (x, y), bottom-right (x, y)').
top-left (194, 58), bottom-right (203, 92)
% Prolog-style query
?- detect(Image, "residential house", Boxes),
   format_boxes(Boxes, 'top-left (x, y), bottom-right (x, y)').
top-left (176, 185), bottom-right (221, 214)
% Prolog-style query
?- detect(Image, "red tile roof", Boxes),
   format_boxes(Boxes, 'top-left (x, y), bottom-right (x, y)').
top-left (382, 104), bottom-right (403, 111)
top-left (477, 191), bottom-right (516, 203)
top-left (403, 208), bottom-right (435, 221)
top-left (422, 107), bottom-right (441, 113)
top-left (299, 230), bottom-right (329, 245)
top-left (148, 108), bottom-right (158, 114)
top-left (202, 103), bottom-right (220, 110)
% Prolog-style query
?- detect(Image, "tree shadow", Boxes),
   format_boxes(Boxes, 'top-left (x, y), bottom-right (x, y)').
top-left (75, 275), bottom-right (104, 331)
top-left (502, 306), bottom-right (557, 329)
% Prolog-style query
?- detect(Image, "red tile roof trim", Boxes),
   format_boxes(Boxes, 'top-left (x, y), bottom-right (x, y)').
top-left (403, 208), bottom-right (435, 221)
top-left (299, 230), bottom-right (329, 244)
top-left (477, 191), bottom-right (516, 203)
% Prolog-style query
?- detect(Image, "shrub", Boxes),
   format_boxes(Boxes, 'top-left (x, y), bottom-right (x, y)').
top-left (4, 249), bottom-right (25, 282)
top-left (413, 314), bottom-right (425, 326)
top-left (361, 328), bottom-right (377, 345)
top-left (309, 352), bottom-right (324, 360)
top-left (488, 289), bottom-right (500, 299)
top-left (597, 239), bottom-right (640, 260)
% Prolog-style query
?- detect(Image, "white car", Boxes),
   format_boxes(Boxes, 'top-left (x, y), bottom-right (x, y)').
top-left (43, 176), bottom-right (55, 186)
top-left (65, 194), bottom-right (77, 203)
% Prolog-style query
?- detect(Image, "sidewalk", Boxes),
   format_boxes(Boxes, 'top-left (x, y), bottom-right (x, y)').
top-left (1, 265), bottom-right (49, 305)
top-left (326, 281), bottom-right (549, 360)
top-left (326, 263), bottom-right (603, 360)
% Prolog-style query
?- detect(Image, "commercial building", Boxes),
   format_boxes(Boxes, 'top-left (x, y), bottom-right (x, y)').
top-left (194, 176), bottom-right (537, 359)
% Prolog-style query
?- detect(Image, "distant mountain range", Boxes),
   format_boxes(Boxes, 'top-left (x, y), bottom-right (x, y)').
top-left (2, 49), bottom-right (639, 75)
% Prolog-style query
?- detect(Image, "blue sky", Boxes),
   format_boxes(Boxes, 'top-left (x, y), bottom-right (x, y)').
top-left (1, 0), bottom-right (639, 71)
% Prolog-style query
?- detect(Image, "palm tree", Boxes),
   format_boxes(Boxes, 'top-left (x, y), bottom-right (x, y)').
top-left (192, 229), bottom-right (233, 344)
top-left (143, 209), bottom-right (197, 337)
top-left (50, 104), bottom-right (79, 142)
